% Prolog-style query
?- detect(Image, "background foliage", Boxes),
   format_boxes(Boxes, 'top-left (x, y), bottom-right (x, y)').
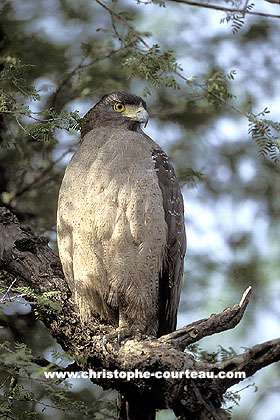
top-left (0, 0), bottom-right (280, 419)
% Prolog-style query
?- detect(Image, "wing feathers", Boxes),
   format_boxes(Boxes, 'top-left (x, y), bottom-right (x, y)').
top-left (151, 149), bottom-right (186, 336)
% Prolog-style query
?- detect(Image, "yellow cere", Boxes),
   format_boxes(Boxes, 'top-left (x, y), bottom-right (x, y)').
top-left (117, 104), bottom-right (145, 120)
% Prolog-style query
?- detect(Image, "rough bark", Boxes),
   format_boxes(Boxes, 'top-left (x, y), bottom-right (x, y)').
top-left (0, 206), bottom-right (279, 420)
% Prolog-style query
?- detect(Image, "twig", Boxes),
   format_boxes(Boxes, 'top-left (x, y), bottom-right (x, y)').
top-left (172, 71), bottom-right (275, 141)
top-left (0, 87), bottom-right (17, 102)
top-left (214, 337), bottom-right (280, 391)
top-left (159, 286), bottom-right (252, 349)
top-left (46, 45), bottom-right (133, 107)
top-left (15, 116), bottom-right (37, 141)
top-left (110, 11), bottom-right (124, 44)
top-left (80, 45), bottom-right (134, 69)
top-left (48, 59), bottom-right (86, 110)
top-left (9, 397), bottom-right (70, 411)
top-left (175, 70), bottom-right (247, 117)
top-left (1, 295), bottom-right (38, 305)
top-left (1, 295), bottom-right (27, 304)
top-left (2, 3), bottom-right (270, 135)
top-left (8, 148), bottom-right (73, 205)
top-left (168, 0), bottom-right (280, 18)
top-left (94, 0), bottom-right (257, 124)
top-left (0, 278), bottom-right (17, 303)
top-left (0, 376), bottom-right (9, 389)
top-left (95, 0), bottom-right (152, 49)
top-left (49, 47), bottom-right (132, 109)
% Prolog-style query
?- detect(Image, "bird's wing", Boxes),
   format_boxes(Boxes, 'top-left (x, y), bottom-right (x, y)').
top-left (152, 148), bottom-right (186, 336)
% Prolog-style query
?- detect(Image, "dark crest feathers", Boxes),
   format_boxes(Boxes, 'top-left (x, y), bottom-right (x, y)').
top-left (94, 91), bottom-right (147, 109)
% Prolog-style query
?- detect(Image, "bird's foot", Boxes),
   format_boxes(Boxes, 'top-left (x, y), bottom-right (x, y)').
top-left (103, 326), bottom-right (133, 351)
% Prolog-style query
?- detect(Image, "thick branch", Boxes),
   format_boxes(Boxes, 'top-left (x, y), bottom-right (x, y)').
top-left (0, 206), bottom-right (279, 420)
top-left (160, 287), bottom-right (252, 349)
top-left (213, 337), bottom-right (280, 393)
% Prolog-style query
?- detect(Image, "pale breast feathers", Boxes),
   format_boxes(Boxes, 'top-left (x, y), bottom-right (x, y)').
top-left (57, 128), bottom-right (173, 335)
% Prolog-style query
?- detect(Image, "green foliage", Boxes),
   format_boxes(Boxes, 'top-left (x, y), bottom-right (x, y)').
top-left (178, 168), bottom-right (204, 188)
top-left (223, 382), bottom-right (258, 415)
top-left (205, 69), bottom-right (236, 107)
top-left (0, 341), bottom-right (33, 367)
top-left (219, 3), bottom-right (255, 33)
top-left (0, 56), bottom-right (40, 104)
top-left (140, 0), bottom-right (166, 6)
top-left (0, 280), bottom-right (61, 317)
top-left (20, 109), bottom-right (82, 143)
top-left (187, 344), bottom-right (237, 364)
top-left (247, 107), bottom-right (280, 161)
top-left (231, 13), bottom-right (244, 35)
top-left (0, 58), bottom-right (82, 143)
top-left (223, 389), bottom-right (242, 415)
top-left (122, 45), bottom-right (182, 94)
top-left (0, 342), bottom-right (116, 420)
top-left (231, 4), bottom-right (255, 34)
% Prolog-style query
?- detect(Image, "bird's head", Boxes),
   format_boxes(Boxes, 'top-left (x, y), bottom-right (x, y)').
top-left (81, 92), bottom-right (149, 137)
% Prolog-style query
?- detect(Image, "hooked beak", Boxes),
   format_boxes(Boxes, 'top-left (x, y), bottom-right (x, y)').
top-left (122, 105), bottom-right (149, 127)
top-left (135, 108), bottom-right (149, 127)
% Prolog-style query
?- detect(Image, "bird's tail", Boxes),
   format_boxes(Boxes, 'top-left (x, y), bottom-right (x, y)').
top-left (118, 392), bottom-right (156, 420)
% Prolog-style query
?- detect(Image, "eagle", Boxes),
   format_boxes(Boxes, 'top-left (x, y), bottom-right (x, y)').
top-left (57, 92), bottom-right (186, 419)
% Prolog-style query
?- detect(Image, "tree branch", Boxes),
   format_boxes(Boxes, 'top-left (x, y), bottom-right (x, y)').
top-left (48, 46), bottom-right (133, 111)
top-left (8, 148), bottom-right (74, 206)
top-left (168, 0), bottom-right (280, 19)
top-left (160, 286), bottom-right (252, 349)
top-left (265, 0), bottom-right (280, 4)
top-left (0, 206), bottom-right (279, 419)
top-left (93, 0), bottom-right (262, 126)
top-left (95, 0), bottom-right (152, 49)
top-left (213, 338), bottom-right (280, 393)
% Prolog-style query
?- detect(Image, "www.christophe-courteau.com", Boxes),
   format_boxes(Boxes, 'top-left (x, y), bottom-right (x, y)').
top-left (44, 369), bottom-right (246, 381)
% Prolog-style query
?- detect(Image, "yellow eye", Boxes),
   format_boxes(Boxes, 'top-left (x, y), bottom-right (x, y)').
top-left (114, 103), bottom-right (125, 112)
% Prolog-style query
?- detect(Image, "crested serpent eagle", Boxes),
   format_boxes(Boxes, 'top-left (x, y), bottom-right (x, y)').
top-left (57, 92), bottom-right (186, 419)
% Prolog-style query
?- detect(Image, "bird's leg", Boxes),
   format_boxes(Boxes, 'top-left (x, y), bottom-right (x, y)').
top-left (116, 309), bottom-right (135, 344)
top-left (103, 309), bottom-right (134, 350)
